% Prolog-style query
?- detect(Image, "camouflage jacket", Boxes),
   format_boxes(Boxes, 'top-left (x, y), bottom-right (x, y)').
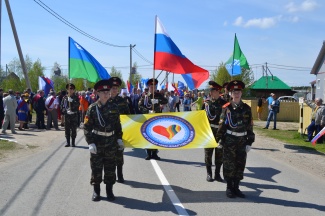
top-left (111, 95), bottom-right (130, 115)
top-left (83, 99), bottom-right (122, 144)
top-left (60, 93), bottom-right (80, 114)
top-left (216, 100), bottom-right (255, 145)
top-left (202, 97), bottom-right (227, 125)
top-left (138, 92), bottom-right (168, 114)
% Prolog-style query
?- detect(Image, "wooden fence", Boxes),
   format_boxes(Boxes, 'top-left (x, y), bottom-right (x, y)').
top-left (244, 100), bottom-right (312, 134)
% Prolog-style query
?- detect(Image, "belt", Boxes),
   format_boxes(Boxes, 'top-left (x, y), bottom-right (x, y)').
top-left (92, 130), bottom-right (114, 137)
top-left (210, 124), bottom-right (219, 129)
top-left (226, 130), bottom-right (247, 137)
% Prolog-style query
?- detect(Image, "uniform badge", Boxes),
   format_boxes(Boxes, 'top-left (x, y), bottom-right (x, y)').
top-left (84, 115), bottom-right (89, 124)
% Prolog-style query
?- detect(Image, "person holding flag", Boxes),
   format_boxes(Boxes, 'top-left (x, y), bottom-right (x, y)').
top-left (203, 81), bottom-right (227, 183)
top-left (138, 78), bottom-right (168, 160)
top-left (61, 83), bottom-right (80, 147)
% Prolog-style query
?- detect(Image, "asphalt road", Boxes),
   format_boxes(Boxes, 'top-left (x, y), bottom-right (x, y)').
top-left (0, 131), bottom-right (324, 216)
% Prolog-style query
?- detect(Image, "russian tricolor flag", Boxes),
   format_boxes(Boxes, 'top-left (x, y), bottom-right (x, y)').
top-left (38, 76), bottom-right (54, 96)
top-left (154, 16), bottom-right (209, 89)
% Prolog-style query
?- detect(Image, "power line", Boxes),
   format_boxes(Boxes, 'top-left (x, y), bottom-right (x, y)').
top-left (132, 48), bottom-right (153, 65)
top-left (267, 63), bottom-right (312, 69)
top-left (33, 0), bottom-right (129, 48)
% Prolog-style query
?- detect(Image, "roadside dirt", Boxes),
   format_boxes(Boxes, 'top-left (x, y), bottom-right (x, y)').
top-left (1, 121), bottom-right (325, 180)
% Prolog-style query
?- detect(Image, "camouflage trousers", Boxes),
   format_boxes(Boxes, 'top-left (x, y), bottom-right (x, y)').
top-left (115, 149), bottom-right (124, 166)
top-left (204, 127), bottom-right (223, 166)
top-left (204, 147), bottom-right (223, 167)
top-left (223, 135), bottom-right (247, 181)
top-left (90, 136), bottom-right (118, 185)
top-left (64, 113), bottom-right (78, 138)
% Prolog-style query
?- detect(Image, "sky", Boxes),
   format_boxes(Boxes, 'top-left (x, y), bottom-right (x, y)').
top-left (1, 0), bottom-right (324, 89)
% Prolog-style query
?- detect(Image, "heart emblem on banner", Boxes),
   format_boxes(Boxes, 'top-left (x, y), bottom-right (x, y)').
top-left (153, 125), bottom-right (181, 140)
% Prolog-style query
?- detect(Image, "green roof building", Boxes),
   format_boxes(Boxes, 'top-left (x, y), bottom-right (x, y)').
top-left (250, 76), bottom-right (295, 97)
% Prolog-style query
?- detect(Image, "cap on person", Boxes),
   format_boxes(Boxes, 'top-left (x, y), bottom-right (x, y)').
top-left (147, 78), bottom-right (158, 86)
top-left (208, 81), bottom-right (222, 91)
top-left (226, 80), bottom-right (245, 91)
top-left (270, 93), bottom-right (275, 96)
top-left (66, 83), bottom-right (76, 89)
top-left (94, 80), bottom-right (111, 91)
top-left (108, 77), bottom-right (122, 87)
top-left (222, 82), bottom-right (229, 88)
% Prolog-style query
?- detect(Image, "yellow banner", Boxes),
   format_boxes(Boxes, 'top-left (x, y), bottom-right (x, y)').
top-left (121, 110), bottom-right (217, 149)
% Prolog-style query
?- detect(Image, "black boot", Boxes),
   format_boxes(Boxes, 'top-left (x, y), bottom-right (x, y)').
top-left (233, 179), bottom-right (245, 198)
top-left (71, 138), bottom-right (76, 147)
top-left (206, 166), bottom-right (214, 182)
top-left (106, 184), bottom-right (115, 201)
top-left (92, 184), bottom-right (101, 201)
top-left (117, 165), bottom-right (124, 183)
top-left (151, 150), bottom-right (161, 160)
top-left (226, 179), bottom-right (236, 198)
top-left (65, 137), bottom-right (70, 147)
top-left (214, 165), bottom-right (224, 182)
top-left (145, 149), bottom-right (152, 160)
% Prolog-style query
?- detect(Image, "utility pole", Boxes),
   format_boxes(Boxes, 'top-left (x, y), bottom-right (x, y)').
top-left (129, 44), bottom-right (136, 86)
top-left (4, 0), bottom-right (31, 90)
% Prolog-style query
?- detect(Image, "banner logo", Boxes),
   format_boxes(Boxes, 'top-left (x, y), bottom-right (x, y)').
top-left (141, 115), bottom-right (195, 148)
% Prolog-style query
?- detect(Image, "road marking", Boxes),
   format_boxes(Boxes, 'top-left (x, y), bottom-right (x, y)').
top-left (151, 160), bottom-right (189, 216)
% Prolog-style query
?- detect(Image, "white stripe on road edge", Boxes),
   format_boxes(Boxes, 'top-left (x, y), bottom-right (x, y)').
top-left (151, 160), bottom-right (189, 216)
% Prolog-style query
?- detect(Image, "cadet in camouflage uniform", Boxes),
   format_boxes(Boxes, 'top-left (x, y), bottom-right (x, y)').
top-left (138, 78), bottom-right (168, 160)
top-left (108, 77), bottom-right (130, 183)
top-left (61, 83), bottom-right (80, 147)
top-left (216, 80), bottom-right (255, 198)
top-left (202, 81), bottom-right (226, 182)
top-left (84, 80), bottom-right (124, 202)
top-left (221, 82), bottom-right (232, 102)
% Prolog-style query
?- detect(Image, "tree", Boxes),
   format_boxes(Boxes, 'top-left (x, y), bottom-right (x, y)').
top-left (131, 62), bottom-right (142, 87)
top-left (21, 59), bottom-right (45, 92)
top-left (51, 75), bottom-right (69, 92)
top-left (110, 66), bottom-right (126, 88)
top-left (210, 62), bottom-right (231, 86)
top-left (7, 55), bottom-right (33, 79)
top-left (1, 76), bottom-right (23, 92)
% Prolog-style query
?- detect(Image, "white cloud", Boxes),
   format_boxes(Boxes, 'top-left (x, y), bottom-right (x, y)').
top-left (285, 0), bottom-right (318, 13)
top-left (233, 16), bottom-right (280, 29)
top-left (233, 16), bottom-right (244, 26)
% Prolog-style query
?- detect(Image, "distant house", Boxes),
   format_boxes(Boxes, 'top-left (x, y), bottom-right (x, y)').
top-left (310, 41), bottom-right (325, 100)
top-left (250, 76), bottom-right (295, 97)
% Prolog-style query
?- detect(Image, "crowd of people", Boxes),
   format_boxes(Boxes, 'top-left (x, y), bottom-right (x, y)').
top-left (0, 78), bottom-right (255, 201)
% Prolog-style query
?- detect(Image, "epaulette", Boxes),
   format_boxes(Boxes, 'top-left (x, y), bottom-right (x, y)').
top-left (222, 102), bottom-right (230, 108)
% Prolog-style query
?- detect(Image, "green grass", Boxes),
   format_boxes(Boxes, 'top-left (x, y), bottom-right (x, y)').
top-left (254, 126), bottom-right (325, 154)
top-left (0, 139), bottom-right (18, 151)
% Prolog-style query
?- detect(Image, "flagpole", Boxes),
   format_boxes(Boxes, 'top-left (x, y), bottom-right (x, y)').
top-left (231, 33), bottom-right (236, 80)
top-left (152, 15), bottom-right (158, 112)
top-left (68, 37), bottom-right (71, 109)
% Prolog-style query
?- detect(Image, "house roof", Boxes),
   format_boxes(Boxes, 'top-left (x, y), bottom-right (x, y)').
top-left (311, 41), bottom-right (325, 75)
top-left (250, 76), bottom-right (291, 90)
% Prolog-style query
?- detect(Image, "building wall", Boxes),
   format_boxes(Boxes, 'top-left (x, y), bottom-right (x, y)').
top-left (315, 56), bottom-right (325, 100)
